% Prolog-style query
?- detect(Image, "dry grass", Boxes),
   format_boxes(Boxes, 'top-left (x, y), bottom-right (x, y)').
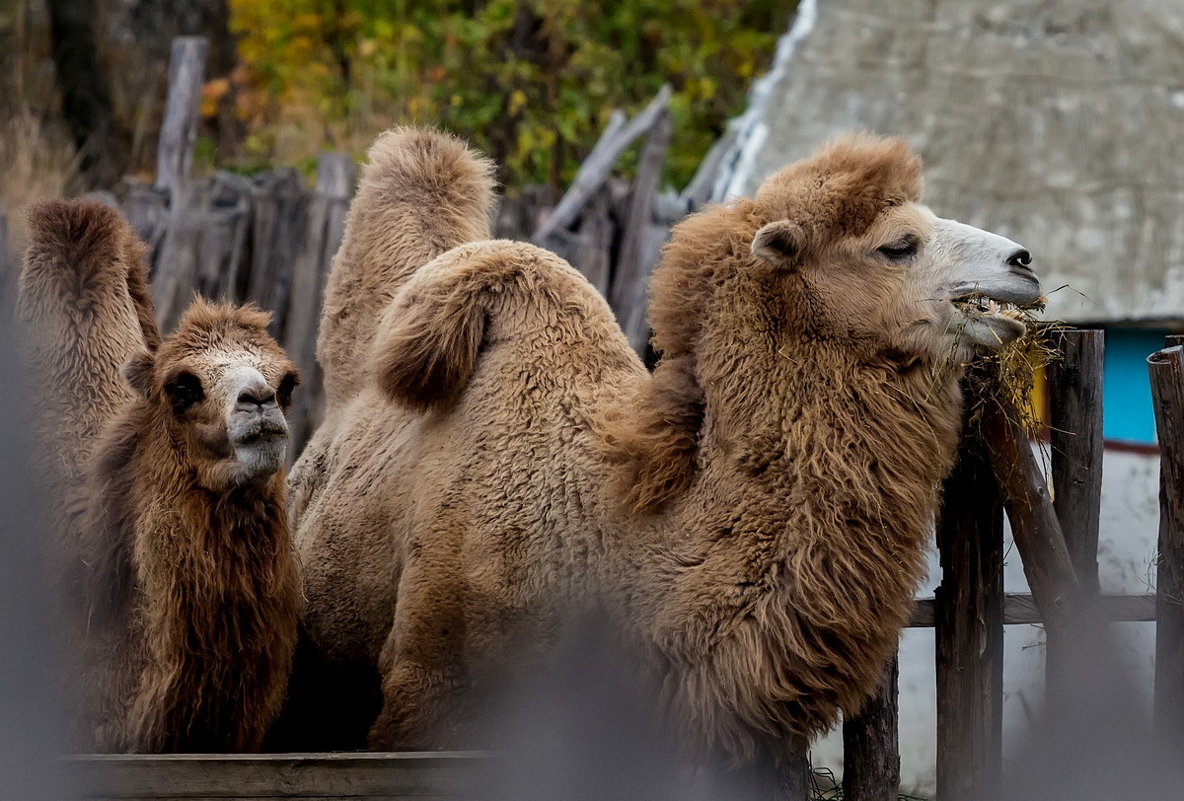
top-left (963, 304), bottom-right (1062, 444)
top-left (0, 109), bottom-right (80, 250)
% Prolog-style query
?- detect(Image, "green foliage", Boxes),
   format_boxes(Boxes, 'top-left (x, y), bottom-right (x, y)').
top-left (229, 0), bottom-right (792, 190)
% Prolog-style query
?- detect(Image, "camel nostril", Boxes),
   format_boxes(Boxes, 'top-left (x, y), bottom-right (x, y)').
top-left (1007, 249), bottom-right (1033, 270)
top-left (237, 388), bottom-right (277, 408)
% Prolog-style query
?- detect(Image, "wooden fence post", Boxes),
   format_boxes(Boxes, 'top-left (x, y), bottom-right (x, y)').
top-left (936, 418), bottom-right (1004, 801)
top-left (533, 88), bottom-right (671, 244)
top-left (1046, 328), bottom-right (1104, 710)
top-left (982, 396), bottom-right (1080, 635)
top-left (612, 107), bottom-right (673, 354)
top-left (1148, 344), bottom-right (1184, 743)
top-left (285, 153), bottom-right (355, 456)
top-left (842, 656), bottom-right (900, 801)
top-left (150, 37), bottom-right (208, 327)
top-left (154, 37), bottom-right (209, 195)
top-left (573, 187), bottom-right (613, 299)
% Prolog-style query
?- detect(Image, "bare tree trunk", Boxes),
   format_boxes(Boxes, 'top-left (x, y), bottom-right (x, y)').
top-left (46, 0), bottom-right (124, 188)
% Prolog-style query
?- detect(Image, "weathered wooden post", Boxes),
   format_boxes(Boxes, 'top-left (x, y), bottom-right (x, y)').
top-left (1148, 344), bottom-right (1184, 743)
top-left (1047, 329), bottom-right (1105, 590)
top-left (154, 37), bottom-right (209, 196)
top-left (1046, 329), bottom-right (1104, 710)
top-left (285, 153), bottom-right (356, 456)
top-left (150, 36), bottom-right (209, 329)
top-left (614, 106), bottom-right (673, 354)
top-left (935, 411), bottom-right (1004, 801)
top-left (982, 394), bottom-right (1080, 635)
top-left (842, 657), bottom-right (900, 801)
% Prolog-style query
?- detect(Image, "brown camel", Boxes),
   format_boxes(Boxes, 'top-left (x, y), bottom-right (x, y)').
top-left (18, 200), bottom-right (302, 753)
top-left (291, 131), bottom-right (1041, 766)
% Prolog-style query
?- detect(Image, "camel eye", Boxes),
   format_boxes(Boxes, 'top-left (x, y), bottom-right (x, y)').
top-left (277, 373), bottom-right (298, 409)
top-left (165, 371), bottom-right (204, 412)
top-left (878, 239), bottom-right (918, 262)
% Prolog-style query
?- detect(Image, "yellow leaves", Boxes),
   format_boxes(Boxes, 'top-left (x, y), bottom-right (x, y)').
top-left (201, 78), bottom-right (231, 119)
top-left (223, 0), bottom-right (785, 187)
top-left (508, 89), bottom-right (527, 116)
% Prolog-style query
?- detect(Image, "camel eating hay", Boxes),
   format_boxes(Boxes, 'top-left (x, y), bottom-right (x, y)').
top-left (290, 130), bottom-right (1042, 768)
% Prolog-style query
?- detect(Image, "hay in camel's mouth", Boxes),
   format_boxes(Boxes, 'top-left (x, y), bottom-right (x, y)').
top-left (951, 295), bottom-right (1035, 321)
top-left (949, 293), bottom-right (1047, 347)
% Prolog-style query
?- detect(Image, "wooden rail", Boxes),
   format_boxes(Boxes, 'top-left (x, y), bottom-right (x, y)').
top-left (71, 753), bottom-right (488, 800)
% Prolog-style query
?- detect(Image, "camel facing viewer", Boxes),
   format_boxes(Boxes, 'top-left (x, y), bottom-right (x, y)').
top-left (292, 131), bottom-right (1041, 764)
top-left (18, 200), bottom-right (302, 753)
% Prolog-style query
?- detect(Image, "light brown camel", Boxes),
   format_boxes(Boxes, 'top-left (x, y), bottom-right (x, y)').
top-left (18, 200), bottom-right (302, 753)
top-left (291, 132), bottom-right (1041, 765)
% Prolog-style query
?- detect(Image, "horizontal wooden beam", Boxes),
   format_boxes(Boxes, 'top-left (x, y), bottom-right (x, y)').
top-left (909, 593), bottom-right (1156, 627)
top-left (69, 752), bottom-right (490, 799)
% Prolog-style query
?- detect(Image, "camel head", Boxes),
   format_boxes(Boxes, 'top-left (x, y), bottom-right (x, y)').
top-left (746, 134), bottom-right (1041, 364)
top-left (121, 299), bottom-right (299, 491)
top-left (651, 135), bottom-right (1041, 375)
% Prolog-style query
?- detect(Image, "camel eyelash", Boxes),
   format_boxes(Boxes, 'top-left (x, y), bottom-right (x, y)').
top-left (878, 238), bottom-right (919, 261)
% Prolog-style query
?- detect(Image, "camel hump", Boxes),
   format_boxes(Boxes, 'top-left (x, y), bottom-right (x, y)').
top-left (20, 199), bottom-right (161, 348)
top-left (371, 239), bottom-right (600, 413)
top-left (22, 199), bottom-right (133, 298)
top-left (317, 127), bottom-right (496, 413)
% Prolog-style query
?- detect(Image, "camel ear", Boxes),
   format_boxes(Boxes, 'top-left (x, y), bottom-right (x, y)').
top-left (751, 220), bottom-right (803, 265)
top-left (120, 350), bottom-right (156, 398)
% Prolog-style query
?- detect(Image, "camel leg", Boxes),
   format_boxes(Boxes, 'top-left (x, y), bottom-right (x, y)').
top-left (368, 554), bottom-right (470, 751)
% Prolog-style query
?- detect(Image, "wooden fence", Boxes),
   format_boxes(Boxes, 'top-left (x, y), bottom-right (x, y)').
top-left (4, 35), bottom-right (1182, 801)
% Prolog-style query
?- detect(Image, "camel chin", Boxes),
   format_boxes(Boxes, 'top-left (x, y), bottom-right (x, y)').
top-left (949, 304), bottom-right (1030, 350)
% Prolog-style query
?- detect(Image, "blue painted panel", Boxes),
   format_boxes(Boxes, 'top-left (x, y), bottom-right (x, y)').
top-left (1102, 329), bottom-right (1173, 445)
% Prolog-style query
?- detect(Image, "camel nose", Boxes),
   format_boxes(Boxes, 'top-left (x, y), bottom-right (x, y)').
top-left (236, 381), bottom-right (277, 411)
top-left (1007, 248), bottom-right (1034, 273)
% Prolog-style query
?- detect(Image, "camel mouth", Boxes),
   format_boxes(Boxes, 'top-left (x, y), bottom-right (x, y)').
top-left (232, 421), bottom-right (289, 445)
top-left (948, 293), bottom-right (1044, 350)
top-left (950, 296), bottom-right (1034, 322)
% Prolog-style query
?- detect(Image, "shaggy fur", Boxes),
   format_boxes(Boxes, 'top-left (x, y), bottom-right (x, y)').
top-left (316, 126), bottom-right (496, 414)
top-left (293, 133), bottom-right (1032, 763)
top-left (288, 128), bottom-right (496, 547)
top-left (17, 201), bottom-right (159, 556)
top-left (19, 205), bottom-right (302, 752)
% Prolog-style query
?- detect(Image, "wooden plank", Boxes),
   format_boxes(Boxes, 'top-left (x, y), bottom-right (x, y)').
top-left (245, 170), bottom-right (310, 339)
top-left (1048, 328), bottom-right (1104, 589)
top-left (908, 592), bottom-right (1157, 627)
top-left (1045, 328), bottom-right (1104, 713)
top-left (982, 395), bottom-right (1080, 635)
top-left (154, 37), bottom-right (209, 195)
top-left (533, 89), bottom-right (670, 243)
top-left (572, 186), bottom-right (613, 298)
top-left (286, 153), bottom-right (355, 456)
top-left (842, 656), bottom-right (899, 801)
top-left (151, 179), bottom-right (207, 330)
top-left (195, 183), bottom-right (251, 302)
top-left (70, 752), bottom-right (487, 799)
top-left (935, 425), bottom-right (1003, 801)
top-left (1148, 344), bottom-right (1184, 742)
top-left (612, 107), bottom-right (673, 353)
top-left (122, 183), bottom-right (170, 273)
top-left (680, 125), bottom-right (738, 210)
